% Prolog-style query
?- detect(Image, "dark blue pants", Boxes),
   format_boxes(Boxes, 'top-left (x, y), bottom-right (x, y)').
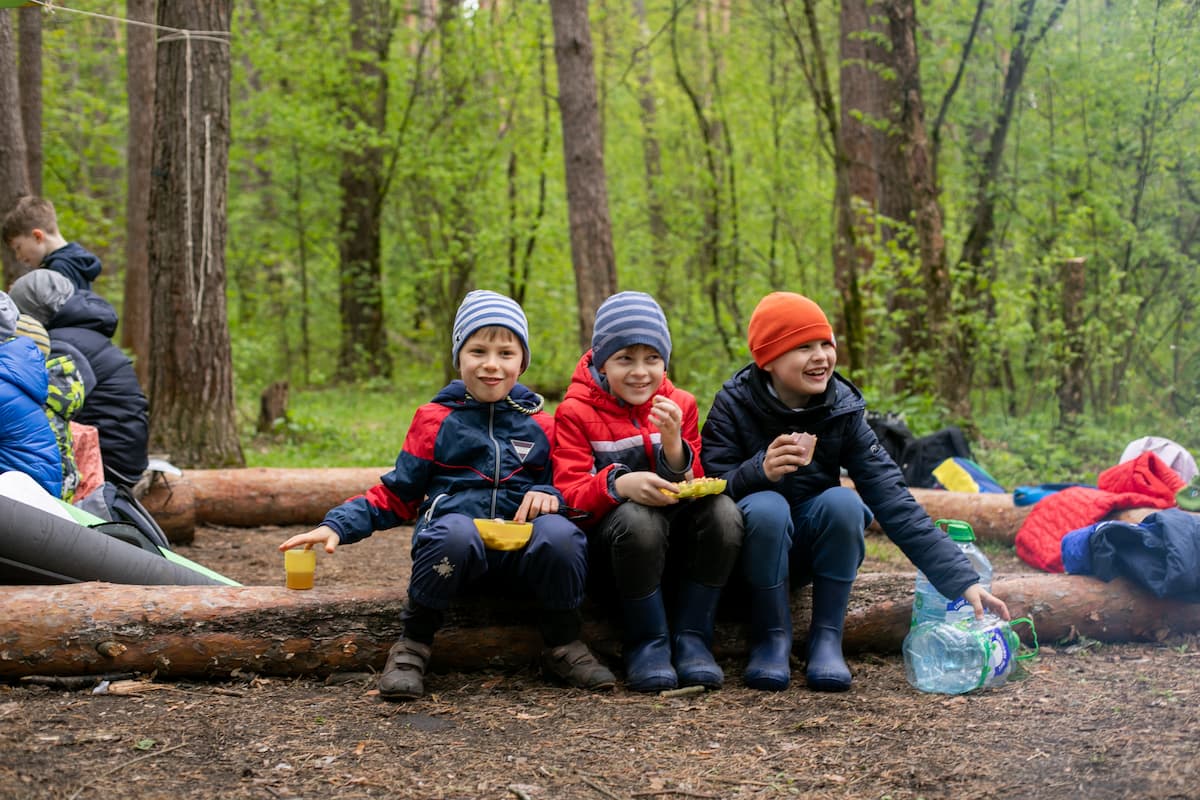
top-left (408, 512), bottom-right (587, 611)
top-left (737, 486), bottom-right (871, 588)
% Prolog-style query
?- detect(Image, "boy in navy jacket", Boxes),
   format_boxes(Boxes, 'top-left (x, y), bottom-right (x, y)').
top-left (3, 196), bottom-right (103, 290)
top-left (281, 291), bottom-right (614, 700)
top-left (701, 292), bottom-right (1008, 692)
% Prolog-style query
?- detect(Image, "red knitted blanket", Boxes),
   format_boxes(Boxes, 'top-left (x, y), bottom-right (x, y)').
top-left (1014, 452), bottom-right (1184, 572)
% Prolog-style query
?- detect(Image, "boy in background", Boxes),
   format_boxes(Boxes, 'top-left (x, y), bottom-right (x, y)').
top-left (280, 290), bottom-right (614, 700)
top-left (3, 196), bottom-right (103, 290)
top-left (701, 292), bottom-right (1009, 692)
top-left (553, 292), bottom-right (743, 692)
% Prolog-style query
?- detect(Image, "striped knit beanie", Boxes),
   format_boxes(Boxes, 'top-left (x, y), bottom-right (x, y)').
top-left (0, 291), bottom-right (17, 338)
top-left (15, 313), bottom-right (51, 357)
top-left (591, 291), bottom-right (672, 369)
top-left (747, 292), bottom-right (835, 368)
top-left (451, 290), bottom-right (530, 372)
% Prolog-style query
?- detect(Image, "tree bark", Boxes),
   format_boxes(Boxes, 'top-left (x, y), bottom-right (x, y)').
top-left (147, 2), bottom-right (243, 468)
top-left (335, 0), bottom-right (393, 382)
top-left (121, 0), bottom-right (156, 390)
top-left (1057, 257), bottom-right (1087, 424)
top-left (1, 573), bottom-right (1193, 679)
top-left (0, 10), bottom-right (31, 287)
top-left (549, 0), bottom-right (618, 351)
top-left (17, 3), bottom-right (40, 196)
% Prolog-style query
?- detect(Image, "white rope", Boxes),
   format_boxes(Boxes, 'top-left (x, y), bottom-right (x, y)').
top-left (28, 0), bottom-right (232, 44)
top-left (29, 0), bottom-right (230, 331)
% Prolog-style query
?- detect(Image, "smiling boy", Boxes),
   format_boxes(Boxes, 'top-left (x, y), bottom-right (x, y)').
top-left (701, 292), bottom-right (1009, 692)
top-left (553, 291), bottom-right (743, 692)
top-left (281, 290), bottom-right (613, 699)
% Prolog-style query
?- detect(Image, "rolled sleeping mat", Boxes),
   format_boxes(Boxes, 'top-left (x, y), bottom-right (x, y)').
top-left (0, 494), bottom-right (227, 586)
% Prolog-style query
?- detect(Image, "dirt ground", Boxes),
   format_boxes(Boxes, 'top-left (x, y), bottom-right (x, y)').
top-left (2, 525), bottom-right (1198, 800)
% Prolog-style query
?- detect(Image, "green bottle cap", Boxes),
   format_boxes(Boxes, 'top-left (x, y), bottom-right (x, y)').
top-left (936, 518), bottom-right (976, 542)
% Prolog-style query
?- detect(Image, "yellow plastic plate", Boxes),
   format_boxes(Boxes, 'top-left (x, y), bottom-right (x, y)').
top-left (473, 518), bottom-right (534, 550)
top-left (660, 477), bottom-right (727, 499)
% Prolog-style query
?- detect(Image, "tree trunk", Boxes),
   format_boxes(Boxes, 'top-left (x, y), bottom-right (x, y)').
top-left (549, 0), bottom-right (618, 351)
top-left (1057, 257), bottom-right (1087, 425)
top-left (141, 467), bottom-right (1042, 543)
top-left (122, 0), bottom-right (156, 390)
top-left (0, 10), bottom-right (31, 287)
top-left (146, 2), bottom-right (243, 468)
top-left (632, 0), bottom-right (671, 303)
top-left (17, 3), bottom-right (40, 196)
top-left (950, 0), bottom-right (1070, 417)
top-left (335, 0), bottom-right (393, 382)
top-left (1, 573), bottom-right (1193, 679)
top-left (834, 0), bottom-right (879, 380)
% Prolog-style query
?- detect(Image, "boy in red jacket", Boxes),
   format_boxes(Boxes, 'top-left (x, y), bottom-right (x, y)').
top-left (553, 292), bottom-right (743, 691)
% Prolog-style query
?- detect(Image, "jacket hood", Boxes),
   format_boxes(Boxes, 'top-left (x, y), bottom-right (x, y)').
top-left (564, 350), bottom-right (677, 420)
top-left (47, 242), bottom-right (103, 286)
top-left (723, 362), bottom-right (865, 425)
top-left (0, 335), bottom-right (51, 406)
top-left (433, 379), bottom-right (545, 414)
top-left (47, 290), bottom-right (119, 339)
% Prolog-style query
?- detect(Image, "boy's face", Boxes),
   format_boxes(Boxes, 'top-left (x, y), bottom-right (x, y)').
top-left (598, 344), bottom-right (665, 406)
top-left (458, 327), bottom-right (523, 403)
top-left (763, 339), bottom-right (837, 407)
top-left (7, 231), bottom-right (50, 268)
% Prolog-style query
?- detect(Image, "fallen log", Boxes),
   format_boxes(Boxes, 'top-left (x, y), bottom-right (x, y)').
top-left (1, 573), bottom-right (1195, 680)
top-left (142, 468), bottom-right (1037, 544)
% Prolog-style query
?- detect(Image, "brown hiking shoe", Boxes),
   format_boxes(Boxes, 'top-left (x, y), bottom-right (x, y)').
top-left (378, 638), bottom-right (431, 700)
top-left (541, 640), bottom-right (616, 690)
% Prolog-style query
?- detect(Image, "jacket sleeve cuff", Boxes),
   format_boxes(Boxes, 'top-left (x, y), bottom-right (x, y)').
top-left (606, 464), bottom-right (631, 502)
top-left (655, 442), bottom-right (694, 482)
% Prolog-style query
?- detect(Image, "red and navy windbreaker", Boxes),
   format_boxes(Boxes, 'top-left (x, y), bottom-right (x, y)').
top-left (552, 351), bottom-right (701, 529)
top-left (322, 380), bottom-right (560, 544)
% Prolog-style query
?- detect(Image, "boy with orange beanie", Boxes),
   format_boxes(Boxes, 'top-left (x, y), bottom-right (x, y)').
top-left (701, 292), bottom-right (1009, 692)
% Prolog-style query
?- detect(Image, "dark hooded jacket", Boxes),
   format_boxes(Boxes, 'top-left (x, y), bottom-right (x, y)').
top-left (47, 291), bottom-right (148, 484)
top-left (322, 380), bottom-right (561, 544)
top-left (43, 242), bottom-right (103, 291)
top-left (701, 364), bottom-right (980, 600)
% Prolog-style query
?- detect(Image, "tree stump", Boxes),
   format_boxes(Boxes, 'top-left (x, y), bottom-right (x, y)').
top-left (257, 380), bottom-right (290, 433)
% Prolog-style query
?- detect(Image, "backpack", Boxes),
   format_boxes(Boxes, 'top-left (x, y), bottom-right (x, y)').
top-left (75, 481), bottom-right (172, 551)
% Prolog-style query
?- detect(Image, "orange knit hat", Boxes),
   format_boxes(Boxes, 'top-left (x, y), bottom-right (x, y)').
top-left (747, 292), bottom-right (835, 367)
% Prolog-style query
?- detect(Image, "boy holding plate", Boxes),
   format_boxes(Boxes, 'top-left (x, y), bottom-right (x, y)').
top-left (280, 291), bottom-right (614, 700)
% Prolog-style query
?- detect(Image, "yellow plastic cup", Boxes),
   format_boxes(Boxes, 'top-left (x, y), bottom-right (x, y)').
top-left (284, 548), bottom-right (316, 590)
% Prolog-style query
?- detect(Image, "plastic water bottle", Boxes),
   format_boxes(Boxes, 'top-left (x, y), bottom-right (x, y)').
top-left (912, 519), bottom-right (992, 627)
top-left (903, 615), bottom-right (1021, 695)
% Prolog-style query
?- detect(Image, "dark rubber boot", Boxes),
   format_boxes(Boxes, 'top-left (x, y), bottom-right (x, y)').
top-left (671, 581), bottom-right (724, 689)
top-left (744, 581), bottom-right (793, 691)
top-left (621, 588), bottom-right (678, 692)
top-left (806, 578), bottom-right (854, 692)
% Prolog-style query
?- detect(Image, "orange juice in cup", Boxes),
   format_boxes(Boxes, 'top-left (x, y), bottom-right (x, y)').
top-left (284, 548), bottom-right (316, 590)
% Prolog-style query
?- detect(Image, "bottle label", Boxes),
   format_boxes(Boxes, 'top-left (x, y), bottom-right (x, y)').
top-left (976, 622), bottom-right (1016, 688)
top-left (945, 597), bottom-right (973, 623)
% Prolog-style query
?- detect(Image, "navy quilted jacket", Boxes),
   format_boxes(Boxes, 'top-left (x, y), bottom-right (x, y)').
top-left (323, 380), bottom-right (561, 544)
top-left (701, 364), bottom-right (980, 599)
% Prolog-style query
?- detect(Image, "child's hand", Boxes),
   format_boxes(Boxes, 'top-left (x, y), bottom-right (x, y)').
top-left (279, 525), bottom-right (340, 555)
top-left (963, 584), bottom-right (1010, 621)
top-left (763, 432), bottom-right (817, 482)
top-left (615, 471), bottom-right (679, 506)
top-left (649, 396), bottom-right (682, 440)
top-left (515, 490), bottom-right (560, 522)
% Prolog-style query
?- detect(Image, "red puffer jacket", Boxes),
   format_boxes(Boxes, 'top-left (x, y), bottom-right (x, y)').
top-left (552, 351), bottom-right (701, 528)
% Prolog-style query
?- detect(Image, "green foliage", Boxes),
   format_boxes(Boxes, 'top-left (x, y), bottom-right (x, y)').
top-left (25, 0), bottom-right (1200, 476)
